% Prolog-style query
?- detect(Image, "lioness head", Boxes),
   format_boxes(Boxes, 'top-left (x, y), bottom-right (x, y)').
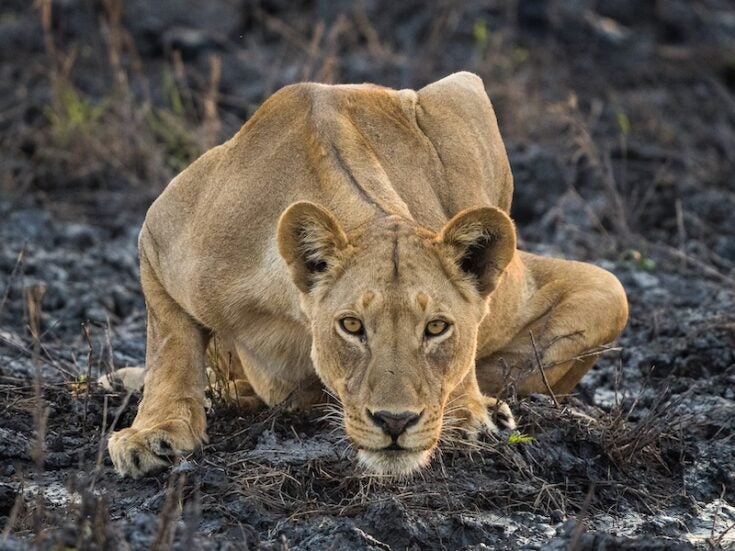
top-left (277, 202), bottom-right (516, 475)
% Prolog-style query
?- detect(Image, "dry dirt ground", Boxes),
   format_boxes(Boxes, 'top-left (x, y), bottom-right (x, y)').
top-left (1, 1), bottom-right (734, 549)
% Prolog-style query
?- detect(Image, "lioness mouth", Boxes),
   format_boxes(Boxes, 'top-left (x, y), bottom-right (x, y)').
top-left (360, 444), bottom-right (422, 453)
top-left (356, 447), bottom-right (435, 476)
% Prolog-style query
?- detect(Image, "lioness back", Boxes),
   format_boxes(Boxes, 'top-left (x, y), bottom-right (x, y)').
top-left (140, 72), bottom-right (513, 329)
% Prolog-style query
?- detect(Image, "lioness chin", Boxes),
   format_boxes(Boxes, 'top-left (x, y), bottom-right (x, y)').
top-left (106, 72), bottom-right (628, 479)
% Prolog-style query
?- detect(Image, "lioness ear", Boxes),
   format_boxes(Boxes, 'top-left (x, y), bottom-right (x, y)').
top-left (277, 201), bottom-right (349, 293)
top-left (438, 207), bottom-right (516, 296)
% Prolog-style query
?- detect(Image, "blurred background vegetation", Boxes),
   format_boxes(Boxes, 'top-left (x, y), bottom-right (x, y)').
top-left (1, 0), bottom-right (733, 276)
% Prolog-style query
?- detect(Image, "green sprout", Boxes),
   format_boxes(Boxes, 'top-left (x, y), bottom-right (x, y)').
top-left (473, 18), bottom-right (487, 55)
top-left (513, 47), bottom-right (529, 66)
top-left (620, 249), bottom-right (656, 272)
top-left (508, 431), bottom-right (535, 445)
top-left (617, 111), bottom-right (631, 136)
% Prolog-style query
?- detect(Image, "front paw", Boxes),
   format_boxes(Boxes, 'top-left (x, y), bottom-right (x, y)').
top-left (446, 394), bottom-right (516, 440)
top-left (108, 417), bottom-right (206, 478)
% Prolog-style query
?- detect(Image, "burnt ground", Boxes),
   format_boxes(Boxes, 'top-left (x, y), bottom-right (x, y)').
top-left (1, 0), bottom-right (734, 549)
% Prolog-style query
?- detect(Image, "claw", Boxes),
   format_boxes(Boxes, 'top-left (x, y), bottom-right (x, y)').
top-left (489, 401), bottom-right (517, 431)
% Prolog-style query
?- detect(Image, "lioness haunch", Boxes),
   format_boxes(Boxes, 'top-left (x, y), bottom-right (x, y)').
top-left (107, 72), bottom-right (628, 478)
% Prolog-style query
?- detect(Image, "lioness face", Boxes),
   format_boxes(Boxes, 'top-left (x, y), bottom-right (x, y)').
top-left (309, 235), bottom-right (487, 474)
top-left (278, 202), bottom-right (515, 475)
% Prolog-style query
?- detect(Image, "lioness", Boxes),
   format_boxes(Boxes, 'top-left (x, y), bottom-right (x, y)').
top-left (107, 72), bottom-right (628, 478)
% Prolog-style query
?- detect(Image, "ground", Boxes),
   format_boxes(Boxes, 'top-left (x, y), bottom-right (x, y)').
top-left (1, 0), bottom-right (734, 549)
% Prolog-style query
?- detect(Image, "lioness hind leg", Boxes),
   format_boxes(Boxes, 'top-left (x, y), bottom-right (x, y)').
top-left (204, 340), bottom-right (265, 411)
top-left (205, 338), bottom-right (322, 412)
top-left (477, 257), bottom-right (628, 399)
top-left (224, 378), bottom-right (266, 411)
top-left (108, 256), bottom-right (209, 478)
top-left (203, 368), bottom-right (264, 411)
top-left (97, 366), bottom-right (145, 392)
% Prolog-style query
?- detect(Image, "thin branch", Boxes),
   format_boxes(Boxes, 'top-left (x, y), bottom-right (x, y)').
top-left (529, 330), bottom-right (559, 407)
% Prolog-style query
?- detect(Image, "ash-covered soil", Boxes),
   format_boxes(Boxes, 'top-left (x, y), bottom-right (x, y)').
top-left (1, 0), bottom-right (734, 549)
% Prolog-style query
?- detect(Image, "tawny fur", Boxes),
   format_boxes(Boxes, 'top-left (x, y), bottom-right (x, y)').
top-left (107, 72), bottom-right (628, 478)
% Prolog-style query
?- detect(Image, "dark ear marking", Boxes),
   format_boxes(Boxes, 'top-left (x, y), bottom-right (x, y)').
top-left (459, 231), bottom-right (495, 293)
top-left (306, 258), bottom-right (327, 274)
top-left (438, 207), bottom-right (516, 297)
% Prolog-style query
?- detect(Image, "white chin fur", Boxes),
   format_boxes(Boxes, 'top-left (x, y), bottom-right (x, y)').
top-left (357, 448), bottom-right (434, 477)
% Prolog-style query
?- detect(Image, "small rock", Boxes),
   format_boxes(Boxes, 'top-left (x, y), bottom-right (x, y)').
top-left (0, 483), bottom-right (18, 516)
top-left (630, 271), bottom-right (660, 290)
top-left (60, 224), bottom-right (98, 249)
top-left (550, 509), bottom-right (565, 524)
top-left (583, 11), bottom-right (631, 45)
top-left (201, 467), bottom-right (228, 491)
top-left (0, 428), bottom-right (30, 460)
top-left (172, 459), bottom-right (197, 474)
top-left (162, 27), bottom-right (222, 60)
top-left (143, 491), bottom-right (166, 511)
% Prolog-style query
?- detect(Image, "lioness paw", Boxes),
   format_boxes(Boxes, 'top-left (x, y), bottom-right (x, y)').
top-left (108, 419), bottom-right (206, 478)
top-left (487, 398), bottom-right (516, 432)
top-left (447, 394), bottom-right (516, 440)
top-left (473, 395), bottom-right (517, 437)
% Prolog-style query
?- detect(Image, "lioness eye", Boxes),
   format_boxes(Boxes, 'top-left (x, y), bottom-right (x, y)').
top-left (425, 320), bottom-right (449, 337)
top-left (340, 317), bottom-right (364, 336)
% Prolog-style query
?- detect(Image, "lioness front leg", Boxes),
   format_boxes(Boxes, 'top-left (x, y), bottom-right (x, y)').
top-left (108, 257), bottom-right (208, 478)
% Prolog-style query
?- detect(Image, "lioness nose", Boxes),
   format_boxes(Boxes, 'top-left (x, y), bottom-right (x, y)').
top-left (368, 410), bottom-right (421, 438)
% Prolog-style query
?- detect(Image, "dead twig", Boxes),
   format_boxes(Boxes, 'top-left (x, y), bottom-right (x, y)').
top-left (675, 198), bottom-right (686, 270)
top-left (201, 54), bottom-right (222, 149)
top-left (568, 484), bottom-right (595, 551)
top-left (89, 386), bottom-right (135, 491)
top-left (82, 322), bottom-right (94, 425)
top-left (26, 285), bottom-right (49, 472)
top-left (0, 245), bottom-right (25, 317)
top-left (529, 331), bottom-right (559, 407)
top-left (150, 473), bottom-right (186, 550)
top-left (709, 484), bottom-right (728, 546)
top-left (641, 239), bottom-right (735, 288)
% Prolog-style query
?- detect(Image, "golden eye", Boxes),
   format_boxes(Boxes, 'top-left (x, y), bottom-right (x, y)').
top-left (425, 320), bottom-right (449, 337)
top-left (340, 317), bottom-right (364, 336)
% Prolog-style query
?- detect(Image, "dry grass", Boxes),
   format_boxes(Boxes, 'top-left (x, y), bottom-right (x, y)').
top-left (189, 379), bottom-right (691, 525)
